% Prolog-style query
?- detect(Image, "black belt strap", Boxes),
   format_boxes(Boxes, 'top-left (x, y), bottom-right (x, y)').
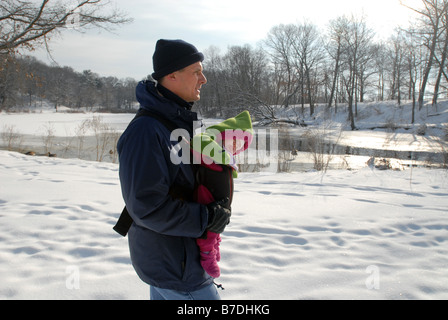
top-left (113, 206), bottom-right (134, 237)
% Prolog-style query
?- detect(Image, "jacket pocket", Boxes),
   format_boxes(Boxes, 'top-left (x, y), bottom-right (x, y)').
top-left (181, 237), bottom-right (203, 283)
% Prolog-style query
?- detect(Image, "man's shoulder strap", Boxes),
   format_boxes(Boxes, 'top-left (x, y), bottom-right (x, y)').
top-left (114, 109), bottom-right (185, 237)
top-left (133, 109), bottom-right (178, 132)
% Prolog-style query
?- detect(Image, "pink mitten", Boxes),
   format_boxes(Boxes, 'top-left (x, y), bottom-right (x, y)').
top-left (197, 231), bottom-right (221, 278)
top-left (200, 250), bottom-right (220, 278)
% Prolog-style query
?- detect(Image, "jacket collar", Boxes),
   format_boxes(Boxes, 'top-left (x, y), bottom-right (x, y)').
top-left (156, 83), bottom-right (194, 111)
top-left (135, 80), bottom-right (198, 136)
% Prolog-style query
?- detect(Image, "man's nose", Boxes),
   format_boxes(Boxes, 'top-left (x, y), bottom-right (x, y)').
top-left (200, 72), bottom-right (207, 84)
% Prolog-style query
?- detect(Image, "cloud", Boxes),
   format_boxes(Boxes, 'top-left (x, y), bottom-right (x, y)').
top-left (33, 32), bottom-right (153, 80)
top-left (29, 0), bottom-right (419, 79)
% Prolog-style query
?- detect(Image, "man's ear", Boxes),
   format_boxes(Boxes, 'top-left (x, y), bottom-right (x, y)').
top-left (158, 72), bottom-right (177, 87)
top-left (165, 71), bottom-right (178, 82)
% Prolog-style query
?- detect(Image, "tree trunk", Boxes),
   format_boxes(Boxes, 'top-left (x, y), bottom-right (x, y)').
top-left (328, 43), bottom-right (341, 109)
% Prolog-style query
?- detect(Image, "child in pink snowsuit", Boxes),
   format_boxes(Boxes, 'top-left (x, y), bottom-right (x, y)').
top-left (192, 111), bottom-right (253, 278)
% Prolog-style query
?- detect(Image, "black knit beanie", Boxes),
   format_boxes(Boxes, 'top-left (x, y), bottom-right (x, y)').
top-left (151, 39), bottom-right (204, 80)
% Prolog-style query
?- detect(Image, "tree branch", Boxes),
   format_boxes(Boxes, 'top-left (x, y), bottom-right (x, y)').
top-left (0, 0), bottom-right (132, 53)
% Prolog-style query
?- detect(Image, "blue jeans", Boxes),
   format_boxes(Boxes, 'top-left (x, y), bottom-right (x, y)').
top-left (150, 283), bottom-right (221, 300)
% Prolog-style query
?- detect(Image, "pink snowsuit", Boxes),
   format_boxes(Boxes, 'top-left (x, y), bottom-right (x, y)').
top-left (191, 111), bottom-right (253, 278)
top-left (194, 165), bottom-right (229, 278)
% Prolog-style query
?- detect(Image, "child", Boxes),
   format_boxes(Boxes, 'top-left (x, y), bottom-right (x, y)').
top-left (191, 111), bottom-right (253, 278)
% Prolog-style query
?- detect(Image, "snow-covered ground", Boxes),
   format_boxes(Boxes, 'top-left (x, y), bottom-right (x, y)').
top-left (0, 150), bottom-right (447, 300)
top-left (0, 101), bottom-right (447, 300)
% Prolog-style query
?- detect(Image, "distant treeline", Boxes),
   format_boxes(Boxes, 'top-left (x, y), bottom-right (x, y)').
top-left (0, 54), bottom-right (138, 112)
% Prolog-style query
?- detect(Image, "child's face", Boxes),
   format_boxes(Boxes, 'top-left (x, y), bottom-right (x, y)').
top-left (223, 138), bottom-right (245, 155)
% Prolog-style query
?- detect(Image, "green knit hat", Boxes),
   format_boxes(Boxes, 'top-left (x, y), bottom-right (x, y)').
top-left (191, 110), bottom-right (254, 168)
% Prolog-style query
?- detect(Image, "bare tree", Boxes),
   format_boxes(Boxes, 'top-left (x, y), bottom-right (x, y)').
top-left (326, 17), bottom-right (346, 110)
top-left (403, 0), bottom-right (448, 109)
top-left (432, 3), bottom-right (448, 108)
top-left (0, 53), bottom-right (18, 108)
top-left (0, 0), bottom-right (131, 54)
top-left (221, 44), bottom-right (271, 118)
top-left (388, 30), bottom-right (407, 105)
top-left (290, 22), bottom-right (325, 116)
top-left (339, 15), bottom-right (375, 130)
top-left (407, 32), bottom-right (420, 124)
top-left (264, 24), bottom-right (299, 109)
top-left (200, 46), bottom-right (225, 116)
top-left (373, 42), bottom-right (388, 102)
top-left (0, 0), bottom-right (131, 110)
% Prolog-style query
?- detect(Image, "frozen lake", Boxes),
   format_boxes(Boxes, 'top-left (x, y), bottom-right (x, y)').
top-left (0, 106), bottom-right (447, 171)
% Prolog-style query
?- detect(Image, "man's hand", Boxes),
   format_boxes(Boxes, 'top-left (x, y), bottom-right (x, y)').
top-left (206, 198), bottom-right (231, 234)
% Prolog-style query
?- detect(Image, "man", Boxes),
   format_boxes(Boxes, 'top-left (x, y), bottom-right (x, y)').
top-left (117, 39), bottom-right (231, 300)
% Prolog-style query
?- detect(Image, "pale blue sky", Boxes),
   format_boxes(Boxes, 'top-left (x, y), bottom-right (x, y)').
top-left (31, 0), bottom-right (420, 80)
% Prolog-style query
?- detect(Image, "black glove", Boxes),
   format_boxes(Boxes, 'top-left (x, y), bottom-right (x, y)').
top-left (206, 198), bottom-right (231, 234)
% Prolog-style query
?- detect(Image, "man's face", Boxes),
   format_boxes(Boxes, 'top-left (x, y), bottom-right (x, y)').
top-left (165, 62), bottom-right (207, 102)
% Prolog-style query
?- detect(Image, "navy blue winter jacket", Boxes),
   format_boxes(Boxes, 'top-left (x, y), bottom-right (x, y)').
top-left (117, 80), bottom-right (212, 291)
